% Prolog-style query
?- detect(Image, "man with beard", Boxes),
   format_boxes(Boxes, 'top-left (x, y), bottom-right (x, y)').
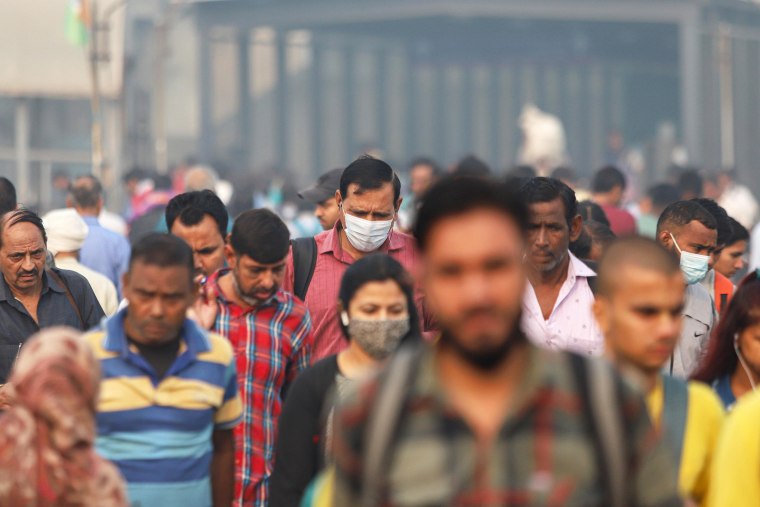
top-left (329, 176), bottom-right (680, 507)
top-left (520, 177), bottom-right (603, 357)
top-left (201, 209), bottom-right (312, 507)
top-left (0, 209), bottom-right (104, 383)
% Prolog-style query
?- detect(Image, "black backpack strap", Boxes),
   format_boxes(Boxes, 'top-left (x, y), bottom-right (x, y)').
top-left (570, 354), bottom-right (627, 507)
top-left (291, 237), bottom-right (318, 301)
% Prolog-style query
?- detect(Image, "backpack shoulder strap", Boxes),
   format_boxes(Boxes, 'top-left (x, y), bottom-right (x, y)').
top-left (291, 237), bottom-right (318, 301)
top-left (569, 354), bottom-right (627, 507)
top-left (661, 374), bottom-right (689, 472)
top-left (46, 269), bottom-right (85, 329)
top-left (360, 346), bottom-right (419, 507)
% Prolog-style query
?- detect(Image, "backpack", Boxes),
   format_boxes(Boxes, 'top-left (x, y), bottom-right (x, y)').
top-left (358, 349), bottom-right (629, 507)
top-left (291, 237), bottom-right (318, 301)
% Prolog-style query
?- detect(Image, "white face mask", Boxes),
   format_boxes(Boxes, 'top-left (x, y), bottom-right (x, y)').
top-left (342, 207), bottom-right (394, 252)
top-left (669, 233), bottom-right (710, 285)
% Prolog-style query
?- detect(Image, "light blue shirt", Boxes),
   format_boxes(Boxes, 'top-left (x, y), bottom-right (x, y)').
top-left (79, 215), bottom-right (130, 296)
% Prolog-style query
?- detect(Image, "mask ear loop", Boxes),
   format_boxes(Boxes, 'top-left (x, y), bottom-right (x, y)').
top-left (735, 333), bottom-right (757, 390)
top-left (341, 311), bottom-right (350, 327)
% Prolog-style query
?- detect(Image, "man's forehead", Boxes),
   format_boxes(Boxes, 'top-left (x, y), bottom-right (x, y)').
top-left (238, 254), bottom-right (286, 269)
top-left (344, 182), bottom-right (394, 200)
top-left (681, 221), bottom-right (718, 243)
top-left (527, 199), bottom-right (566, 217)
top-left (1, 222), bottom-right (44, 244)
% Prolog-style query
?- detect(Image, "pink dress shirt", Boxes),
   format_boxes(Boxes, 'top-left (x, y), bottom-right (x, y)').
top-left (283, 224), bottom-right (431, 362)
top-left (521, 252), bottom-right (603, 357)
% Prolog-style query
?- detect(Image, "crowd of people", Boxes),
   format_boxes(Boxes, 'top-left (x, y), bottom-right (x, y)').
top-left (0, 154), bottom-right (758, 507)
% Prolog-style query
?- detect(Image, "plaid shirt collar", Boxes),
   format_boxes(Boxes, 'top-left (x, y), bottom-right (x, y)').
top-left (414, 340), bottom-right (549, 420)
top-left (206, 267), bottom-right (289, 310)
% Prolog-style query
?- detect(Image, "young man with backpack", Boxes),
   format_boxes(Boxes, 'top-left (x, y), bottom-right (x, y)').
top-left (329, 177), bottom-right (681, 507)
top-left (594, 236), bottom-right (724, 506)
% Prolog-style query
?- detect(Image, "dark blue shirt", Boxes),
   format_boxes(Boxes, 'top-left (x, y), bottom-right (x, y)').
top-left (0, 268), bottom-right (104, 383)
top-left (714, 374), bottom-right (738, 409)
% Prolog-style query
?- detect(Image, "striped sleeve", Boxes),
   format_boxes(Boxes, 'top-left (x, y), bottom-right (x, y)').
top-left (214, 356), bottom-right (243, 429)
top-left (287, 306), bottom-right (313, 386)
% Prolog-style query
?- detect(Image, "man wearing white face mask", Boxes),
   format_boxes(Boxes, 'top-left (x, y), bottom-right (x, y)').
top-left (283, 156), bottom-right (433, 362)
top-left (657, 200), bottom-right (718, 378)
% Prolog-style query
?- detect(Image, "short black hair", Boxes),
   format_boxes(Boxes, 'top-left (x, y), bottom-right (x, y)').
top-left (68, 175), bottom-right (103, 208)
top-left (340, 156), bottom-right (401, 203)
top-left (129, 233), bottom-right (194, 281)
top-left (726, 217), bottom-right (749, 246)
top-left (165, 190), bottom-right (228, 237)
top-left (647, 183), bottom-right (681, 212)
top-left (550, 166), bottom-right (577, 184)
top-left (519, 177), bottom-right (578, 226)
top-left (577, 200), bottom-right (610, 227)
top-left (408, 157), bottom-right (442, 176)
top-left (0, 208), bottom-right (46, 249)
top-left (452, 155), bottom-right (492, 178)
top-left (591, 165), bottom-right (626, 193)
top-left (0, 177), bottom-right (17, 215)
top-left (690, 198), bottom-right (732, 247)
top-left (414, 176), bottom-right (527, 251)
top-left (338, 253), bottom-right (421, 343)
top-left (230, 209), bottom-right (290, 264)
top-left (657, 200), bottom-right (717, 235)
top-left (677, 169), bottom-right (703, 198)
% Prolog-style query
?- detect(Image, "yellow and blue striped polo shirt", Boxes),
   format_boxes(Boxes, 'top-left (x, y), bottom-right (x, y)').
top-left (85, 309), bottom-right (243, 507)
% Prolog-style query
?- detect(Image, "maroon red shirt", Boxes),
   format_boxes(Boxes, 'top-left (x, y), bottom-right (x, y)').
top-left (600, 203), bottom-right (637, 236)
top-left (283, 224), bottom-right (433, 362)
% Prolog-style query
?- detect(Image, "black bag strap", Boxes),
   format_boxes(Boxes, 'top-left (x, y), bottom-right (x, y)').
top-left (46, 269), bottom-right (85, 329)
top-left (570, 354), bottom-right (627, 507)
top-left (291, 237), bottom-right (318, 302)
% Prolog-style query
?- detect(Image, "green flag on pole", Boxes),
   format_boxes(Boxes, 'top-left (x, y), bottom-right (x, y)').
top-left (65, 0), bottom-right (90, 46)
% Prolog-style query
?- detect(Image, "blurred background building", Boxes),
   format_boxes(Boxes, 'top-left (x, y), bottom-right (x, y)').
top-left (2, 0), bottom-right (760, 209)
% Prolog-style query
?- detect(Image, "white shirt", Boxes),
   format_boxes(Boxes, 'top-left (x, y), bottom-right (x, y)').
top-left (522, 252), bottom-right (603, 357)
top-left (55, 256), bottom-right (119, 316)
top-left (719, 183), bottom-right (759, 231)
top-left (669, 282), bottom-right (715, 378)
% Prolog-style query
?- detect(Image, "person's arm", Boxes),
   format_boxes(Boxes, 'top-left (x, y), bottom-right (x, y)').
top-left (211, 428), bottom-right (235, 507)
top-left (284, 311), bottom-right (313, 395)
top-left (270, 364), bottom-right (328, 507)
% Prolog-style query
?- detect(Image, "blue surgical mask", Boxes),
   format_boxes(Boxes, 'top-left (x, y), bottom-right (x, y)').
top-left (669, 233), bottom-right (710, 285)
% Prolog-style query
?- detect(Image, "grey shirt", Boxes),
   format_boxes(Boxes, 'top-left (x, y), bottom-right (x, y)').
top-left (670, 282), bottom-right (716, 378)
top-left (0, 268), bottom-right (104, 383)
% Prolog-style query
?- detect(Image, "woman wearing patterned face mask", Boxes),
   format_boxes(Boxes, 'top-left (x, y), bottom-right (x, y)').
top-left (270, 254), bottom-right (420, 507)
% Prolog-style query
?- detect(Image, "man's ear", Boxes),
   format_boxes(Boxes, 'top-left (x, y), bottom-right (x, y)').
top-left (395, 197), bottom-right (403, 214)
top-left (335, 190), bottom-right (343, 208)
top-left (658, 230), bottom-right (673, 249)
top-left (569, 214), bottom-right (583, 242)
top-left (224, 244), bottom-right (236, 268)
top-left (592, 296), bottom-right (610, 336)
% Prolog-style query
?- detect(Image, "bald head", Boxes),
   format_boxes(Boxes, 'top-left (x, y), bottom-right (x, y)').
top-left (596, 237), bottom-right (681, 298)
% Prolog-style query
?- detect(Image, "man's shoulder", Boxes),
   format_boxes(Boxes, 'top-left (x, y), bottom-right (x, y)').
top-left (198, 331), bottom-right (235, 366)
top-left (52, 267), bottom-right (93, 292)
top-left (686, 381), bottom-right (725, 424)
top-left (81, 327), bottom-right (118, 360)
top-left (277, 290), bottom-right (310, 319)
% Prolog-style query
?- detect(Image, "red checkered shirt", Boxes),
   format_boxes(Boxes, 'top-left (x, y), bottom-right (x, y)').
top-left (206, 269), bottom-right (312, 507)
top-left (283, 224), bottom-right (433, 362)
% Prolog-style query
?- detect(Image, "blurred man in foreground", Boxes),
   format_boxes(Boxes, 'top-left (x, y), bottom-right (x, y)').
top-left (330, 176), bottom-right (680, 507)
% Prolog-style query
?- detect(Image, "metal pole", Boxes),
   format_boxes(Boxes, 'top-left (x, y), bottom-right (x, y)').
top-left (89, 0), bottom-right (104, 178)
top-left (154, 18), bottom-right (168, 174)
top-left (717, 23), bottom-right (735, 168)
top-left (14, 99), bottom-right (29, 206)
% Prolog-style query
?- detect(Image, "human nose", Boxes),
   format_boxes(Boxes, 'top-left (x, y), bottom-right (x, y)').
top-left (536, 226), bottom-right (549, 246)
top-left (21, 253), bottom-right (35, 270)
top-left (149, 298), bottom-right (165, 318)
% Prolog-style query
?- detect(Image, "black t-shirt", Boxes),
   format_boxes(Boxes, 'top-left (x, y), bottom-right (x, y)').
top-left (269, 355), bottom-right (340, 507)
top-left (128, 336), bottom-right (180, 379)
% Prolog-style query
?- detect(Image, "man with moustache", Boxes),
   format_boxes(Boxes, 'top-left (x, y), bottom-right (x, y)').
top-left (520, 177), bottom-right (604, 357)
top-left (0, 208), bottom-right (104, 383)
top-left (330, 177), bottom-right (680, 507)
top-left (201, 209), bottom-right (312, 507)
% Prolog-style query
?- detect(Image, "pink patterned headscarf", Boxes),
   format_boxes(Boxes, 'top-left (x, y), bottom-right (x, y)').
top-left (0, 327), bottom-right (128, 507)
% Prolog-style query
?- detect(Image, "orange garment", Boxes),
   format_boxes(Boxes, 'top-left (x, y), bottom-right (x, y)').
top-left (714, 272), bottom-right (734, 314)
